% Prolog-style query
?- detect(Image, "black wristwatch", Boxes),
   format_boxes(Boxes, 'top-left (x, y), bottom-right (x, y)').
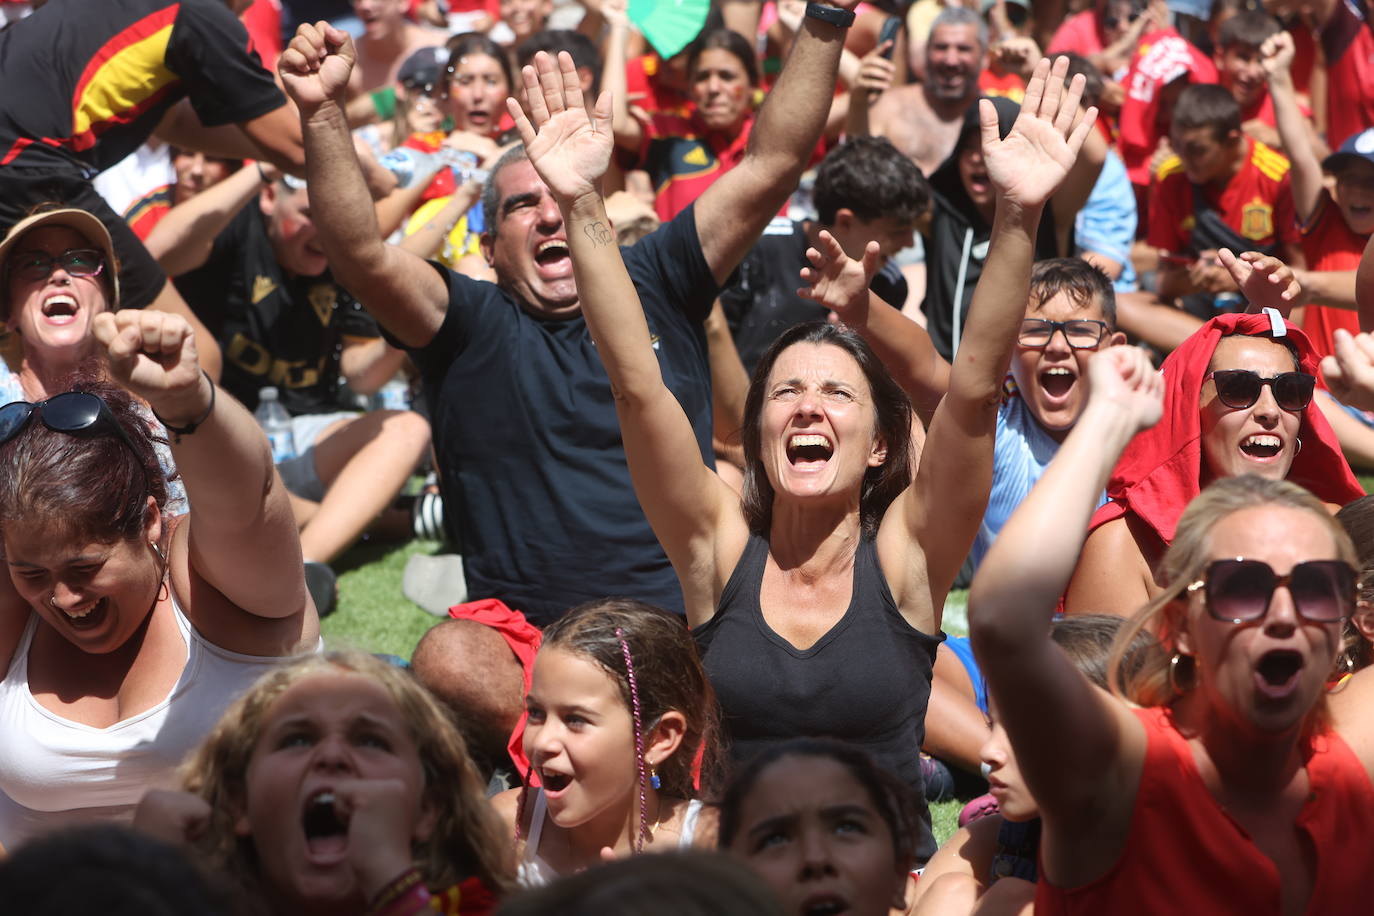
top-left (804, 1), bottom-right (856, 28)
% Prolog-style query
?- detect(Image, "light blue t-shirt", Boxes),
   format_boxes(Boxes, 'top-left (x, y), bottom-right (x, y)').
top-left (967, 388), bottom-right (1107, 573)
top-left (1076, 150), bottom-right (1138, 293)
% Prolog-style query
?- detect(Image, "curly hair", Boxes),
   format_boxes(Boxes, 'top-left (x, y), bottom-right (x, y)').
top-left (179, 651), bottom-right (514, 903)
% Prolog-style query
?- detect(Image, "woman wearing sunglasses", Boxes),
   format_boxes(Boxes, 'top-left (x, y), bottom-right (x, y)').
top-left (1065, 309), bottom-right (1364, 618)
top-left (970, 343), bottom-right (1374, 913)
top-left (0, 207), bottom-right (189, 517)
top-left (0, 307), bottom-right (318, 852)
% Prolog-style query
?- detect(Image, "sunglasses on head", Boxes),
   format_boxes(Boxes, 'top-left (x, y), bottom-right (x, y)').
top-left (1187, 558), bottom-right (1355, 624)
top-left (8, 248), bottom-right (104, 282)
top-left (1204, 369), bottom-right (1315, 412)
top-left (0, 392), bottom-right (139, 458)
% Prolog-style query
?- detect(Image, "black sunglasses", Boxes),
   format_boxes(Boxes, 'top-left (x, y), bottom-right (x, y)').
top-left (1204, 369), bottom-right (1315, 412)
top-left (8, 248), bottom-right (104, 282)
top-left (1188, 558), bottom-right (1356, 624)
top-left (1018, 318), bottom-right (1108, 350)
top-left (0, 392), bottom-right (140, 459)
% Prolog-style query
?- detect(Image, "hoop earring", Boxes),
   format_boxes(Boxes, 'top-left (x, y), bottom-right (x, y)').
top-left (150, 540), bottom-right (166, 565)
top-left (1168, 653), bottom-right (1195, 695)
top-left (1295, 438), bottom-right (1303, 456)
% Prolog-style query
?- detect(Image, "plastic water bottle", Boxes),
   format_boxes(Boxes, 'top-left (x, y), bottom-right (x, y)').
top-left (378, 147), bottom-right (447, 189)
top-left (255, 387), bottom-right (296, 464)
top-left (375, 376), bottom-right (411, 411)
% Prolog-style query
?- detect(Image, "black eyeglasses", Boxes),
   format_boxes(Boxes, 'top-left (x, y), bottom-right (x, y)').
top-left (0, 392), bottom-right (139, 459)
top-left (1018, 318), bottom-right (1108, 350)
top-left (1188, 558), bottom-right (1356, 624)
top-left (1204, 369), bottom-right (1315, 412)
top-left (8, 248), bottom-right (104, 282)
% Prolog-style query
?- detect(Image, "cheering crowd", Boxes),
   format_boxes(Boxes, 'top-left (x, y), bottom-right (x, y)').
top-left (5, 0), bottom-right (1374, 912)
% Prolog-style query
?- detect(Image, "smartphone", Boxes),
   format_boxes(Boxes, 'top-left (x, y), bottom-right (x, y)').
top-left (877, 16), bottom-right (901, 59)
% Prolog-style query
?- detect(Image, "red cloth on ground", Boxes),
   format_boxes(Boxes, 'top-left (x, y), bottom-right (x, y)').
top-left (1119, 28), bottom-right (1217, 187)
top-left (1035, 706), bottom-right (1374, 914)
top-left (1299, 192), bottom-right (1367, 358)
top-left (1087, 311), bottom-right (1364, 546)
top-left (447, 598), bottom-right (543, 785)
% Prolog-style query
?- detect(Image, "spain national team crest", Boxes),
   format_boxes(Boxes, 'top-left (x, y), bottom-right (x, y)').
top-left (307, 285), bottom-right (336, 326)
top-left (1241, 200), bottom-right (1274, 241)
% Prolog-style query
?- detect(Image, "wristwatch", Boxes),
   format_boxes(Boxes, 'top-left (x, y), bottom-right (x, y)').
top-left (804, 1), bottom-right (856, 28)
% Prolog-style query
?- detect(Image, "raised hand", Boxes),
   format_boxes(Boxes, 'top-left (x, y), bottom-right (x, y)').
top-left (981, 56), bottom-right (1097, 211)
top-left (133, 789), bottom-right (212, 847)
top-left (797, 231), bottom-right (881, 327)
top-left (1218, 248), bottom-right (1301, 315)
top-left (93, 311), bottom-right (206, 419)
top-left (1260, 30), bottom-right (1296, 78)
top-left (278, 21), bottom-right (356, 116)
top-left (334, 777), bottom-right (434, 900)
top-left (1321, 329), bottom-right (1374, 412)
top-left (506, 51), bottom-right (614, 205)
top-left (855, 41), bottom-right (897, 96)
top-left (1087, 344), bottom-right (1164, 433)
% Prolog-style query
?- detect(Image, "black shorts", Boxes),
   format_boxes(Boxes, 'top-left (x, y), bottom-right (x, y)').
top-left (0, 166), bottom-right (167, 312)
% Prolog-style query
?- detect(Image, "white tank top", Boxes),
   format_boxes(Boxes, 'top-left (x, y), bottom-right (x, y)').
top-left (0, 594), bottom-right (304, 849)
top-left (516, 788), bottom-right (705, 887)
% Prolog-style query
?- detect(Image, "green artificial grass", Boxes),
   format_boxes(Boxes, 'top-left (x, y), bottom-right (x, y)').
top-left (319, 538), bottom-right (447, 660)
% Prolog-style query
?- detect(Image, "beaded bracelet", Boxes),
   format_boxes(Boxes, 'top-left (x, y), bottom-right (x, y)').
top-left (367, 868), bottom-right (432, 916)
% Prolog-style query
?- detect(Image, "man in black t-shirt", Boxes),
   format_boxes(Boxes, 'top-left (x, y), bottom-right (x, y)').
top-left (280, 8), bottom-right (854, 624)
top-left (173, 177), bottom-right (430, 567)
top-left (0, 0), bottom-right (306, 377)
top-left (719, 136), bottom-right (931, 373)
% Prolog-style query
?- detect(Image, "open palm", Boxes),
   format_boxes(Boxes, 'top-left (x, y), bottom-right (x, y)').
top-left (981, 56), bottom-right (1096, 210)
top-left (509, 52), bottom-right (614, 203)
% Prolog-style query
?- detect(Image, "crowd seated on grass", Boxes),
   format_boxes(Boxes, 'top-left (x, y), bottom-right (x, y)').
top-left (9, 0), bottom-right (1374, 912)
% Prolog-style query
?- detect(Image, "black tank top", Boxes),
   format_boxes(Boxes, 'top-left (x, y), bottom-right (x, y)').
top-left (693, 533), bottom-right (943, 861)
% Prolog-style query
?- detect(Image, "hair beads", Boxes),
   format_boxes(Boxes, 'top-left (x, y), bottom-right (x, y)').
top-left (617, 627), bottom-right (652, 850)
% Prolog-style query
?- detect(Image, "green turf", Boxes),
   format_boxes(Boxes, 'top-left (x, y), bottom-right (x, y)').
top-left (319, 538), bottom-right (447, 660)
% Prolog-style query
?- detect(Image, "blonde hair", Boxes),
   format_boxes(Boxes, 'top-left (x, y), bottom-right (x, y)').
top-left (179, 651), bottom-right (513, 902)
top-left (1108, 475), bottom-right (1357, 714)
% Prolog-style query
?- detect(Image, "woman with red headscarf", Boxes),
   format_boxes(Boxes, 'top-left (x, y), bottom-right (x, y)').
top-left (1065, 308), bottom-right (1364, 618)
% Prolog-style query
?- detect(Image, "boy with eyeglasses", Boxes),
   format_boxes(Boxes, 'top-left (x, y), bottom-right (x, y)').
top-left (967, 257), bottom-right (1126, 573)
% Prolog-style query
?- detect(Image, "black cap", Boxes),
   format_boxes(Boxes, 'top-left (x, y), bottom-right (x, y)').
top-left (398, 46), bottom-right (448, 90)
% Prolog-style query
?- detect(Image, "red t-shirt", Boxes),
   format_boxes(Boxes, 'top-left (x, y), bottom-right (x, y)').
top-left (1118, 29), bottom-right (1217, 187)
top-left (1300, 192), bottom-right (1367, 357)
top-left (1035, 707), bottom-right (1374, 915)
top-left (1047, 10), bottom-right (1104, 58)
top-left (1147, 139), bottom-right (1299, 255)
top-left (625, 55), bottom-right (693, 120)
top-left (979, 67), bottom-right (1025, 104)
top-left (1320, 0), bottom-right (1374, 147)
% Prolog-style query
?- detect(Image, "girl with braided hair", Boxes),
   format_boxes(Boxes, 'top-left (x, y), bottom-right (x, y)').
top-left (491, 598), bottom-right (724, 885)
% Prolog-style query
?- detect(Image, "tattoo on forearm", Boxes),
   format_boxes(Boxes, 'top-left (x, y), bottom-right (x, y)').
top-left (583, 221), bottom-right (614, 246)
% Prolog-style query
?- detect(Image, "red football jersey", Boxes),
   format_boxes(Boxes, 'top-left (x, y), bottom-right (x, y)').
top-left (1148, 139), bottom-right (1299, 256)
top-left (1300, 192), bottom-right (1367, 357)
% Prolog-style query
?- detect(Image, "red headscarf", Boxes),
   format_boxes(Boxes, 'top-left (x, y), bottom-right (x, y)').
top-left (1088, 311), bottom-right (1364, 546)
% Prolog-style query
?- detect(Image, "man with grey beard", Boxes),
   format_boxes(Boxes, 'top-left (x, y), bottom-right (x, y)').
top-left (869, 7), bottom-right (987, 176)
